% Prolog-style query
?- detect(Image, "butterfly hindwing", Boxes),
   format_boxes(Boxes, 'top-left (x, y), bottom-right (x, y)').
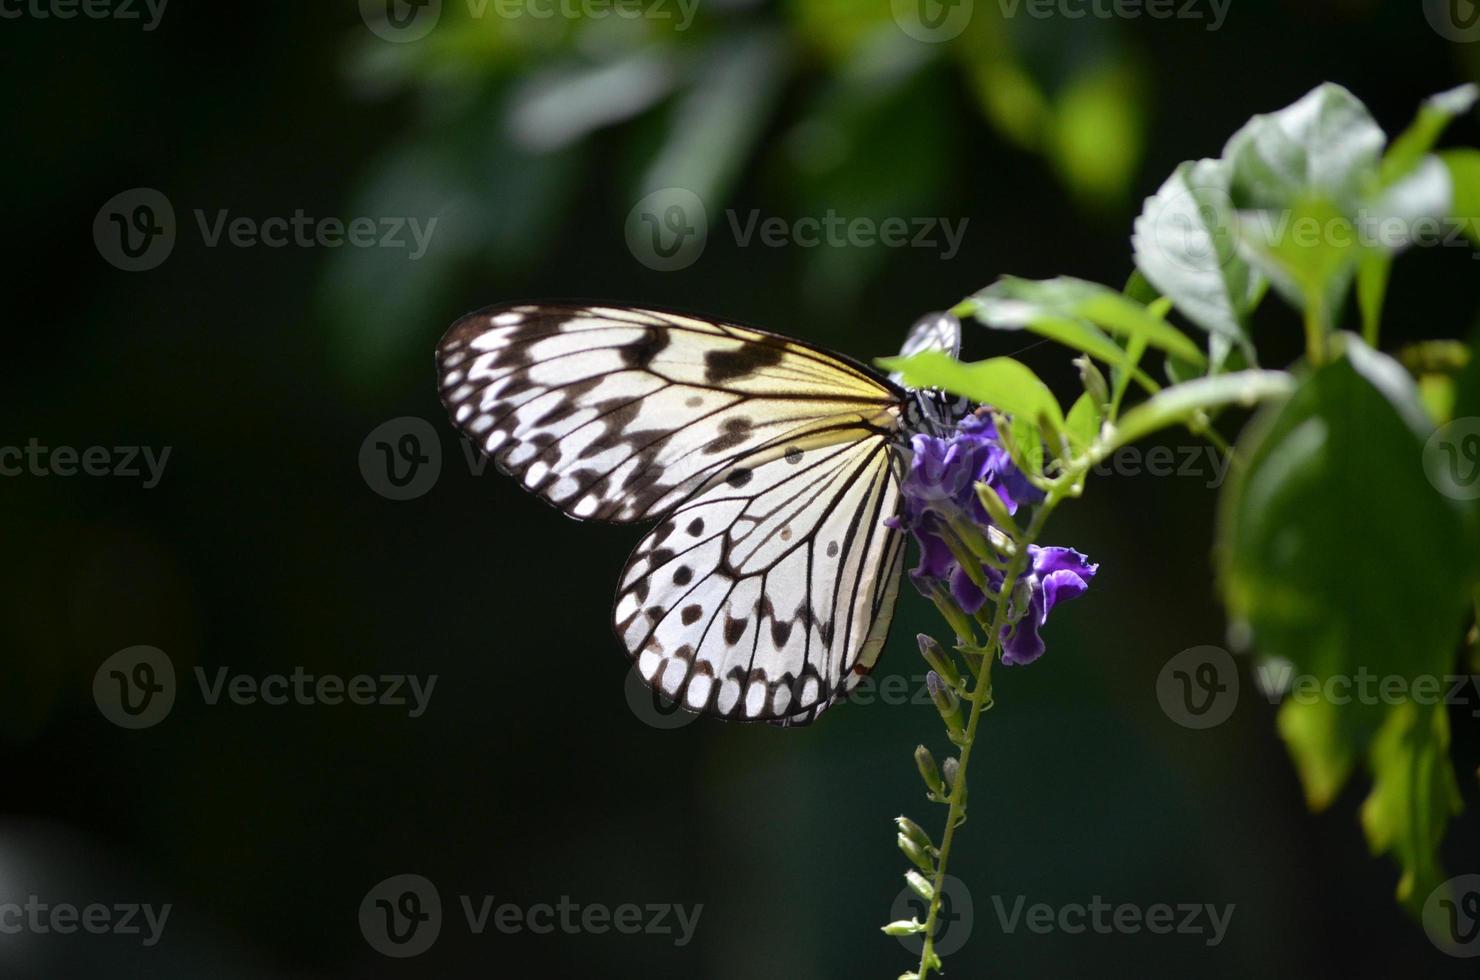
top-left (613, 428), bottom-right (905, 723)
top-left (437, 304), bottom-right (899, 523)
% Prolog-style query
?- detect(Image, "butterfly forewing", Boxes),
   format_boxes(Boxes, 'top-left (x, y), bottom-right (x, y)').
top-left (437, 303), bottom-right (944, 725)
top-left (437, 304), bottom-right (898, 523)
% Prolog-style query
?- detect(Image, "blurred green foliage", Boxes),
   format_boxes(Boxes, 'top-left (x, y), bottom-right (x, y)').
top-left (326, 0), bottom-right (1146, 388)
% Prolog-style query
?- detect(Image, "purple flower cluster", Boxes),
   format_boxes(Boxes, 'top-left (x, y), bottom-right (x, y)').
top-left (892, 412), bottom-right (1097, 665)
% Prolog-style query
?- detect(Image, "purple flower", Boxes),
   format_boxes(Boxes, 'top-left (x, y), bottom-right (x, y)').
top-left (892, 410), bottom-right (1097, 666)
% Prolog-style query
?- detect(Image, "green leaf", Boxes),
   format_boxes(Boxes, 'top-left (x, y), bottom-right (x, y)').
top-left (1381, 84), bottom-right (1478, 183)
top-left (1123, 268), bottom-right (1160, 305)
top-left (1105, 370), bottom-right (1294, 450)
top-left (1132, 158), bottom-right (1261, 354)
top-left (970, 276), bottom-right (1206, 366)
top-left (1440, 149), bottom-right (1480, 248)
top-left (1357, 85), bottom-right (1478, 341)
top-left (1360, 702), bottom-right (1464, 913)
top-left (876, 351), bottom-right (1064, 433)
top-left (1217, 337), bottom-right (1475, 909)
top-left (1223, 82), bottom-right (1384, 212)
top-left (1064, 393), bottom-right (1101, 453)
top-left (1235, 195), bottom-right (1359, 334)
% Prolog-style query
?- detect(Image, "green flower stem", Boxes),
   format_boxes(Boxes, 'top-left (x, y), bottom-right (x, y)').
top-left (1304, 302), bottom-right (1328, 366)
top-left (913, 495), bottom-right (1062, 980)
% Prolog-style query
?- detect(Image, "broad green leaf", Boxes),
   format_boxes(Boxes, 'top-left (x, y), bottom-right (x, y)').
top-left (1355, 156), bottom-right (1453, 341)
top-left (1106, 370), bottom-right (1295, 450)
top-left (1448, 326), bottom-right (1480, 528)
top-left (971, 276), bottom-right (1205, 366)
top-left (1380, 84), bottom-right (1478, 183)
top-left (1132, 158), bottom-right (1261, 354)
top-left (877, 351), bottom-right (1064, 433)
top-left (1360, 702), bottom-right (1463, 912)
top-left (1441, 148), bottom-right (1480, 247)
top-left (1223, 82), bottom-right (1384, 212)
top-left (1217, 337), bottom-right (1474, 910)
top-left (1352, 85), bottom-right (1475, 343)
top-left (1235, 195), bottom-right (1359, 334)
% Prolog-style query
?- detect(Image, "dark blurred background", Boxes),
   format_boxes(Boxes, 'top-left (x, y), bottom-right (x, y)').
top-left (4, 1), bottom-right (1480, 977)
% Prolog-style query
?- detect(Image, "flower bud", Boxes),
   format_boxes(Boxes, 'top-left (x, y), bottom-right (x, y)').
top-left (881, 919), bottom-right (925, 937)
top-left (1075, 354), bottom-right (1110, 411)
top-left (905, 870), bottom-right (935, 902)
top-left (926, 671), bottom-right (963, 736)
top-left (974, 482), bottom-right (1020, 537)
top-left (898, 833), bottom-right (935, 872)
top-left (916, 635), bottom-right (961, 688)
top-left (914, 745), bottom-right (944, 796)
top-left (941, 756), bottom-right (961, 793)
top-left (895, 815), bottom-right (934, 850)
top-left (927, 585), bottom-right (979, 645)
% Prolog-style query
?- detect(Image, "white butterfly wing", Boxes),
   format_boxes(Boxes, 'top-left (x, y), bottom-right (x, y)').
top-left (613, 425), bottom-right (905, 723)
top-left (437, 304), bottom-right (898, 523)
top-left (437, 303), bottom-right (924, 725)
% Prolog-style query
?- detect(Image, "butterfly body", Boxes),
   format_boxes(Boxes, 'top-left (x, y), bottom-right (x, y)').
top-left (437, 303), bottom-right (964, 726)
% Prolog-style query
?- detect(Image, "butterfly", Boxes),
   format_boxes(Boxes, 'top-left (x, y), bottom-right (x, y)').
top-left (436, 304), bottom-right (968, 726)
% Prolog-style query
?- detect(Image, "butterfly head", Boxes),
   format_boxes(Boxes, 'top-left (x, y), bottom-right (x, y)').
top-left (902, 388), bottom-right (973, 439)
